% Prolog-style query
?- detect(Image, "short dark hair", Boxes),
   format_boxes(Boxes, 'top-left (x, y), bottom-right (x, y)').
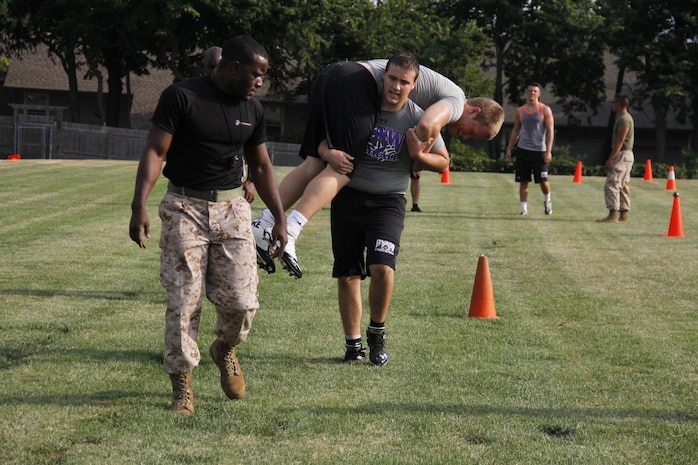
top-left (386, 52), bottom-right (420, 80)
top-left (527, 82), bottom-right (542, 90)
top-left (221, 36), bottom-right (268, 66)
top-left (614, 94), bottom-right (630, 108)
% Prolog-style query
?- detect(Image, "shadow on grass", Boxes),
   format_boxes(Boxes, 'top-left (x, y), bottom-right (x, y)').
top-left (4, 386), bottom-right (695, 426)
top-left (0, 288), bottom-right (162, 302)
top-left (300, 402), bottom-right (698, 423)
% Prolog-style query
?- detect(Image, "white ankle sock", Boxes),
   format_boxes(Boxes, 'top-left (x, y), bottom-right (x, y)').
top-left (286, 210), bottom-right (307, 238)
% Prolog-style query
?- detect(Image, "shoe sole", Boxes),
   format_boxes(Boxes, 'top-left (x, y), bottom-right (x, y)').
top-left (281, 252), bottom-right (302, 279)
top-left (256, 247), bottom-right (275, 274)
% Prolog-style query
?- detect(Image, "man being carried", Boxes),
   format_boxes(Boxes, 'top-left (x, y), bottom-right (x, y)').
top-left (253, 59), bottom-right (504, 278)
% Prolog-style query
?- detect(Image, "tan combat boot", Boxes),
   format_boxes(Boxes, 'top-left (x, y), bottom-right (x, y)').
top-left (210, 340), bottom-right (246, 399)
top-left (169, 372), bottom-right (194, 415)
top-left (619, 210), bottom-right (629, 222)
top-left (596, 210), bottom-right (618, 223)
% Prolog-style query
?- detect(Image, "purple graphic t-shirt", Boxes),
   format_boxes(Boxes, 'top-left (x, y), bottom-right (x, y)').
top-left (349, 99), bottom-right (444, 195)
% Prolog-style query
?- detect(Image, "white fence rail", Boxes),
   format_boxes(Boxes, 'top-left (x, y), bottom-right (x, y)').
top-left (0, 117), bottom-right (301, 166)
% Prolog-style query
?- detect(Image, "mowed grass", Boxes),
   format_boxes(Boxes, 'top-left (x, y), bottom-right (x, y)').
top-left (0, 159), bottom-right (696, 465)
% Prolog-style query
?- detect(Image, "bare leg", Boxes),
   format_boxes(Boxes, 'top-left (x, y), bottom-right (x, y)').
top-left (368, 264), bottom-right (393, 324)
top-left (277, 157), bottom-right (326, 211)
top-left (338, 276), bottom-right (363, 338)
top-left (366, 264), bottom-right (392, 366)
top-left (410, 176), bottom-right (420, 209)
top-left (519, 181), bottom-right (529, 202)
top-left (294, 165), bottom-right (350, 220)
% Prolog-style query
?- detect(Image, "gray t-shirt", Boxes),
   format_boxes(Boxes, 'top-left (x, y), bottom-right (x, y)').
top-left (349, 99), bottom-right (445, 195)
top-left (363, 59), bottom-right (466, 125)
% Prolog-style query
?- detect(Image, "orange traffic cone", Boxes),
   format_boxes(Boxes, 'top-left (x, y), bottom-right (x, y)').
top-left (644, 159), bottom-right (653, 181)
top-left (666, 165), bottom-right (677, 190)
top-left (665, 192), bottom-right (684, 237)
top-left (468, 255), bottom-right (497, 319)
top-left (573, 161), bottom-right (583, 183)
top-left (440, 166), bottom-right (451, 184)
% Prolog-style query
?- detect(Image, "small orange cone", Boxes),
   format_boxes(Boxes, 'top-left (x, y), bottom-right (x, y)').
top-left (644, 159), bottom-right (653, 181)
top-left (440, 166), bottom-right (451, 184)
top-left (573, 161), bottom-right (583, 183)
top-left (7, 154), bottom-right (20, 160)
top-left (666, 165), bottom-right (676, 190)
top-left (665, 192), bottom-right (684, 238)
top-left (468, 255), bottom-right (497, 319)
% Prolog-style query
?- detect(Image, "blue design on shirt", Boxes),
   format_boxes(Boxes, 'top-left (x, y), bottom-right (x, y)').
top-left (366, 126), bottom-right (405, 162)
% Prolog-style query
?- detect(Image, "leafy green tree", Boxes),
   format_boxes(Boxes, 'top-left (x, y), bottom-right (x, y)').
top-left (443, 0), bottom-right (606, 158)
top-left (602, 0), bottom-right (697, 162)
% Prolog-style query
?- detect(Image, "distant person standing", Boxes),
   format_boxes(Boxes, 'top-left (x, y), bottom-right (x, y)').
top-left (202, 46), bottom-right (222, 76)
top-left (409, 169), bottom-right (421, 212)
top-left (597, 95), bottom-right (634, 222)
top-left (505, 82), bottom-right (555, 215)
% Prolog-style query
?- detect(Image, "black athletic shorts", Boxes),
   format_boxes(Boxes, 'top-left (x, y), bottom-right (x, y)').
top-left (514, 147), bottom-right (549, 183)
top-left (298, 61), bottom-right (380, 161)
top-left (330, 187), bottom-right (406, 278)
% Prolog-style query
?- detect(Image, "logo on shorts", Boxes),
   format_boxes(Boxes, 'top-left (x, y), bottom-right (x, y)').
top-left (374, 239), bottom-right (396, 255)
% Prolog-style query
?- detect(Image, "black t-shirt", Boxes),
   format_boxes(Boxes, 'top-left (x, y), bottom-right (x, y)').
top-left (153, 76), bottom-right (266, 190)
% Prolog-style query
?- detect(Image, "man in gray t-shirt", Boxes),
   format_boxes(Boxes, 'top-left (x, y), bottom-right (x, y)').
top-left (331, 53), bottom-right (448, 366)
top-left (349, 98), bottom-right (444, 194)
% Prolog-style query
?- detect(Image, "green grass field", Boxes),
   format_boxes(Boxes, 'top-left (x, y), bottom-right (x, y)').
top-left (1, 160), bottom-right (696, 464)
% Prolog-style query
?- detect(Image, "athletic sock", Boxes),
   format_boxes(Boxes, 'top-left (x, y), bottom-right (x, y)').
top-left (345, 337), bottom-right (363, 350)
top-left (286, 209), bottom-right (308, 238)
top-left (520, 201), bottom-right (528, 213)
top-left (544, 193), bottom-right (551, 202)
top-left (368, 320), bottom-right (385, 332)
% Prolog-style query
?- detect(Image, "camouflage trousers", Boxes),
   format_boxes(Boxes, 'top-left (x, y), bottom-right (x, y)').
top-left (604, 149), bottom-right (634, 211)
top-left (158, 192), bottom-right (259, 375)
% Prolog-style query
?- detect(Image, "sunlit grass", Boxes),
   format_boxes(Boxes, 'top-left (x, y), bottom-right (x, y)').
top-left (0, 160), bottom-right (696, 464)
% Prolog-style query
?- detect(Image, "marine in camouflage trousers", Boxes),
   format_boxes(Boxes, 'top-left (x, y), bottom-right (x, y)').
top-left (604, 149), bottom-right (634, 212)
top-left (158, 192), bottom-right (259, 375)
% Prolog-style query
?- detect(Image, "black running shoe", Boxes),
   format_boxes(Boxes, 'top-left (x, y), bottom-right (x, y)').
top-left (366, 327), bottom-right (388, 366)
top-left (411, 205), bottom-right (422, 212)
top-left (281, 252), bottom-right (302, 279)
top-left (343, 346), bottom-right (366, 363)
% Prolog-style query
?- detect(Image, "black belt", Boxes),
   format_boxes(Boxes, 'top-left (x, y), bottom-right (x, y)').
top-left (167, 181), bottom-right (243, 202)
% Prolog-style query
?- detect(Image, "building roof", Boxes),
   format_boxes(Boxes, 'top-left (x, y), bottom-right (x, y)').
top-left (4, 45), bottom-right (691, 132)
top-left (4, 44), bottom-right (174, 129)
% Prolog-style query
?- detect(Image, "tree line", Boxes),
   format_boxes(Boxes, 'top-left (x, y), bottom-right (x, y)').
top-left (1, 0), bottom-right (696, 161)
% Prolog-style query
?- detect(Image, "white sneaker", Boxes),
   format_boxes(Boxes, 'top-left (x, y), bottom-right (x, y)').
top-left (544, 200), bottom-right (553, 215)
top-left (281, 234), bottom-right (302, 279)
top-left (251, 220), bottom-right (275, 274)
top-left (520, 210), bottom-right (528, 216)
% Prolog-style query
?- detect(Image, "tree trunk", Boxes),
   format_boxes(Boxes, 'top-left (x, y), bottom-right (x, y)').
top-left (652, 95), bottom-right (668, 163)
top-left (57, 48), bottom-right (81, 123)
top-left (104, 49), bottom-right (123, 127)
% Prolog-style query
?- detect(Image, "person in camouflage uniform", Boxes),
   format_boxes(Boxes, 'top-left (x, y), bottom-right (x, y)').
top-left (129, 36), bottom-right (287, 414)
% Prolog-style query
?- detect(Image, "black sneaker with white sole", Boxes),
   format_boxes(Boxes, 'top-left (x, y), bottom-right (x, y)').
top-left (252, 220), bottom-right (275, 274)
top-left (281, 252), bottom-right (302, 279)
top-left (366, 327), bottom-right (388, 366)
top-left (343, 345), bottom-right (366, 363)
